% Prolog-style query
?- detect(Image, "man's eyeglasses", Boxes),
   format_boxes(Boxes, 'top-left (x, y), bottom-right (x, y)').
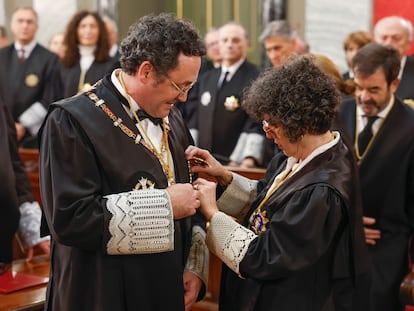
top-left (168, 78), bottom-right (196, 97)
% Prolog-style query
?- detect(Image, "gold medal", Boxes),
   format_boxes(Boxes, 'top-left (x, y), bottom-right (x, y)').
top-left (25, 74), bottom-right (39, 87)
top-left (134, 177), bottom-right (155, 190)
top-left (224, 95), bottom-right (239, 111)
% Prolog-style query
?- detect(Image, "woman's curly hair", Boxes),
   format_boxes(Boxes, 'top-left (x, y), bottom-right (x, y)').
top-left (120, 13), bottom-right (205, 78)
top-left (243, 55), bottom-right (339, 143)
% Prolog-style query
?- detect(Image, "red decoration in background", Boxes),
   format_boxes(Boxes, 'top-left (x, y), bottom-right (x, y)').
top-left (373, 0), bottom-right (414, 55)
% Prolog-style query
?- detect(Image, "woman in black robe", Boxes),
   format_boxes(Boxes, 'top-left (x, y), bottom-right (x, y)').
top-left (186, 56), bottom-right (368, 311)
top-left (59, 10), bottom-right (117, 98)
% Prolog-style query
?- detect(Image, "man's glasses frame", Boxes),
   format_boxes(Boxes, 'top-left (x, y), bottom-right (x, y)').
top-left (168, 78), bottom-right (196, 97)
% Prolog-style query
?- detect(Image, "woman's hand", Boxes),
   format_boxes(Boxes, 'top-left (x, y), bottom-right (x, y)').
top-left (185, 146), bottom-right (233, 187)
top-left (192, 178), bottom-right (218, 221)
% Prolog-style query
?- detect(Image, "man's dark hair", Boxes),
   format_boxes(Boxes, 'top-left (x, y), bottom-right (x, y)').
top-left (243, 55), bottom-right (339, 143)
top-left (120, 13), bottom-right (205, 77)
top-left (352, 42), bottom-right (400, 85)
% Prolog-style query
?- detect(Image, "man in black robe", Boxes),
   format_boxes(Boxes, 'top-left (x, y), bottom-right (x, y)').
top-left (339, 42), bottom-right (414, 311)
top-left (0, 99), bottom-right (49, 269)
top-left (0, 7), bottom-right (61, 148)
top-left (39, 13), bottom-right (208, 311)
top-left (185, 22), bottom-right (263, 168)
top-left (374, 16), bottom-right (414, 103)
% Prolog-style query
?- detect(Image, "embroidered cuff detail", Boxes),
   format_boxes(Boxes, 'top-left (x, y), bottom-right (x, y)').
top-left (207, 212), bottom-right (256, 277)
top-left (241, 132), bottom-right (264, 163)
top-left (217, 173), bottom-right (257, 220)
top-left (230, 132), bottom-right (264, 164)
top-left (184, 225), bottom-right (209, 285)
top-left (105, 189), bottom-right (174, 255)
top-left (18, 201), bottom-right (49, 248)
top-left (18, 102), bottom-right (47, 135)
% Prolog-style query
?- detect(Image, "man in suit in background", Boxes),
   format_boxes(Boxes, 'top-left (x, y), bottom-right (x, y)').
top-left (199, 27), bottom-right (222, 75)
top-left (0, 7), bottom-right (61, 148)
top-left (374, 16), bottom-right (414, 103)
top-left (338, 42), bottom-right (414, 311)
top-left (259, 20), bottom-right (298, 68)
top-left (103, 15), bottom-right (120, 61)
top-left (186, 22), bottom-right (263, 167)
top-left (0, 25), bottom-right (9, 48)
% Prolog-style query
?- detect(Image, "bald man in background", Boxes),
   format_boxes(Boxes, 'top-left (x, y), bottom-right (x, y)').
top-left (374, 16), bottom-right (414, 103)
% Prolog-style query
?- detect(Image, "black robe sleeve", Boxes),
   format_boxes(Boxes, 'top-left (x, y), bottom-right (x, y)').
top-left (40, 107), bottom-right (106, 250)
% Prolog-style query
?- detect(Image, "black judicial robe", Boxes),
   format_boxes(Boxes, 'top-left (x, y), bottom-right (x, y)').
top-left (339, 97), bottom-right (414, 311)
top-left (0, 43), bottom-right (61, 147)
top-left (186, 60), bottom-right (261, 162)
top-left (219, 139), bottom-right (368, 311)
top-left (39, 75), bottom-right (199, 311)
top-left (59, 59), bottom-right (118, 98)
top-left (0, 102), bottom-right (34, 262)
top-left (396, 55), bottom-right (414, 101)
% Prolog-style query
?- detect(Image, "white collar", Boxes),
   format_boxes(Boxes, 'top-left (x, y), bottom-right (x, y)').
top-left (14, 40), bottom-right (36, 58)
top-left (398, 55), bottom-right (407, 80)
top-left (220, 58), bottom-right (245, 80)
top-left (78, 45), bottom-right (96, 56)
top-left (285, 131), bottom-right (341, 176)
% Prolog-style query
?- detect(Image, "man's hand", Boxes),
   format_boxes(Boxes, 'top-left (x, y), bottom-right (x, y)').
top-left (15, 122), bottom-right (26, 141)
top-left (166, 183), bottom-right (200, 219)
top-left (363, 216), bottom-right (381, 245)
top-left (183, 271), bottom-right (202, 311)
top-left (26, 240), bottom-right (50, 262)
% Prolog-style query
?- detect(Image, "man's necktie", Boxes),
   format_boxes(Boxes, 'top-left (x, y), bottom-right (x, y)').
top-left (218, 71), bottom-right (229, 90)
top-left (136, 109), bottom-right (163, 126)
top-left (19, 48), bottom-right (25, 63)
top-left (358, 115), bottom-right (378, 154)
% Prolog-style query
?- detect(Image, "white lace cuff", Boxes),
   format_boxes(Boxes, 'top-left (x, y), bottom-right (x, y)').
top-left (18, 201), bottom-right (50, 248)
top-left (18, 102), bottom-right (47, 135)
top-left (105, 189), bottom-right (174, 255)
top-left (184, 225), bottom-right (209, 285)
top-left (217, 173), bottom-right (257, 220)
top-left (230, 132), bottom-right (264, 164)
top-left (206, 212), bottom-right (256, 277)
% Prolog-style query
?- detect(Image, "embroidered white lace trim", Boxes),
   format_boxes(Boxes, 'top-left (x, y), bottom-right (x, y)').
top-left (184, 225), bottom-right (209, 285)
top-left (207, 212), bottom-right (256, 277)
top-left (230, 132), bottom-right (264, 164)
top-left (217, 173), bottom-right (257, 220)
top-left (18, 201), bottom-right (50, 248)
top-left (105, 189), bottom-right (174, 255)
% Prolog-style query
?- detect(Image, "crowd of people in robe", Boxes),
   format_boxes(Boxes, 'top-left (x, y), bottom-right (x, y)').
top-left (1, 5), bottom-right (414, 311)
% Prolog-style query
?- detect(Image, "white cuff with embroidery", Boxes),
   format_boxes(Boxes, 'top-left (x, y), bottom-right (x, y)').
top-left (217, 173), bottom-right (257, 220)
top-left (230, 132), bottom-right (264, 164)
top-left (184, 225), bottom-right (209, 285)
top-left (18, 201), bottom-right (50, 249)
top-left (105, 189), bottom-right (174, 255)
top-left (206, 211), bottom-right (256, 277)
top-left (18, 102), bottom-right (47, 136)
